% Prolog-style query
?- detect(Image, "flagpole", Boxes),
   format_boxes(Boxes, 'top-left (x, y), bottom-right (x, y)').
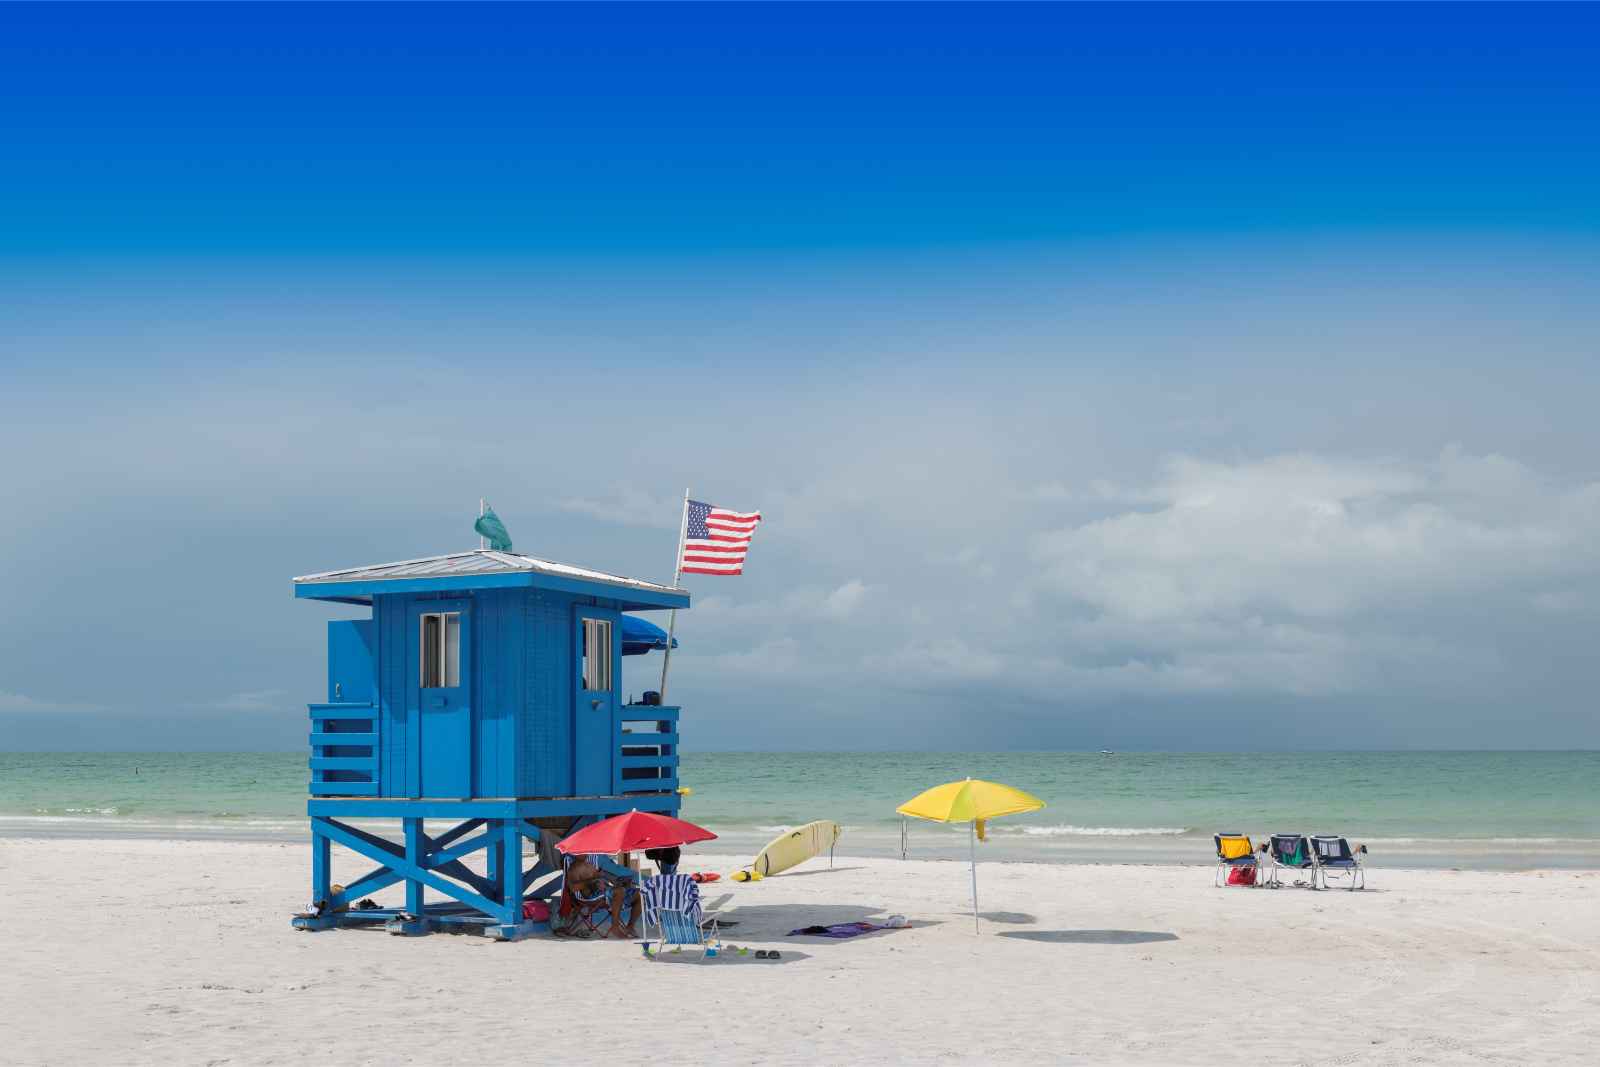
top-left (657, 489), bottom-right (690, 701)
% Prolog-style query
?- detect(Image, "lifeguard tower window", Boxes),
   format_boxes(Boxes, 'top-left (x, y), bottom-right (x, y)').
top-left (419, 611), bottom-right (461, 688)
top-left (582, 618), bottom-right (613, 691)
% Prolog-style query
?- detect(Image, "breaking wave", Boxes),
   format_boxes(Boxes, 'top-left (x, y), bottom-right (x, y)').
top-left (1000, 824), bottom-right (1190, 837)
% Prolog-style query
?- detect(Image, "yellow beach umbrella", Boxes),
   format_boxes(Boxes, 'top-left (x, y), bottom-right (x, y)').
top-left (897, 778), bottom-right (1045, 933)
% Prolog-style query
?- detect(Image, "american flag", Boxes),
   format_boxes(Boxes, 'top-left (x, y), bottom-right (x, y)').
top-left (679, 499), bottom-right (762, 576)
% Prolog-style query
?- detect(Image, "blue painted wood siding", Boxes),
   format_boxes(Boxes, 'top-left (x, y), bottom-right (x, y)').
top-left (473, 588), bottom-right (530, 798)
top-left (327, 620), bottom-right (376, 704)
top-left (517, 589), bottom-right (573, 797)
top-left (329, 587), bottom-right (635, 800)
top-left (376, 595), bottom-right (408, 795)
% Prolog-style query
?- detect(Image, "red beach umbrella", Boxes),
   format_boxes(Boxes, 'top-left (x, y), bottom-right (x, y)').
top-left (555, 809), bottom-right (717, 855)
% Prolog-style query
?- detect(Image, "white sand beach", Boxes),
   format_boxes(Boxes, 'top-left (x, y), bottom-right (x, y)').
top-left (3, 837), bottom-right (1597, 1066)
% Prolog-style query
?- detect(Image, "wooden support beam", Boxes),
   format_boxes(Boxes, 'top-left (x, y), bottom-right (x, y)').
top-left (307, 795), bottom-right (677, 819)
top-left (297, 806), bottom-right (675, 936)
top-left (488, 919), bottom-right (547, 942)
top-left (526, 871), bottom-right (564, 901)
top-left (429, 858), bottom-right (496, 899)
top-left (310, 818), bottom-right (505, 922)
top-left (430, 818), bottom-right (486, 850)
top-left (312, 825), bottom-right (331, 905)
top-left (486, 828), bottom-right (502, 903)
top-left (499, 820), bottom-right (524, 924)
top-left (403, 818), bottom-right (425, 922)
top-left (519, 859), bottom-right (555, 893)
top-left (320, 818), bottom-right (499, 911)
top-left (329, 863), bottom-right (404, 909)
top-left (315, 817), bottom-right (404, 860)
top-left (425, 829), bottom-right (494, 870)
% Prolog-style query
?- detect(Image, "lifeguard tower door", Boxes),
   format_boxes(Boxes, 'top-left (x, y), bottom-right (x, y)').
top-left (574, 605), bottom-right (619, 795)
top-left (409, 600), bottom-right (473, 798)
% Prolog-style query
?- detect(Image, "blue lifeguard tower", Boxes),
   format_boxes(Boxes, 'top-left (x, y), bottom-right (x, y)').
top-left (289, 547), bottom-right (688, 939)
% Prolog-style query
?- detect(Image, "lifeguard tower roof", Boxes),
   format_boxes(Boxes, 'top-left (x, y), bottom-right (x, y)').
top-left (293, 548), bottom-right (689, 611)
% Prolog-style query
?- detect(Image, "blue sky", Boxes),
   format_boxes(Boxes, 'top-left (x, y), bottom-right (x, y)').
top-left (3, 4), bottom-right (1599, 750)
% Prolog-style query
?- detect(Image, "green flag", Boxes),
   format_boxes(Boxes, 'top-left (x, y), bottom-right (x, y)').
top-left (474, 506), bottom-right (512, 551)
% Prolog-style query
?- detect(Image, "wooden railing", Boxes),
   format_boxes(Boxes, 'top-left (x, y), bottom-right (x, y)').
top-left (309, 702), bottom-right (379, 796)
top-left (614, 705), bottom-right (679, 796)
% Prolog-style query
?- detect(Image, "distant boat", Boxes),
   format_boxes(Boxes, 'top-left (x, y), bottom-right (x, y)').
top-left (1099, 749), bottom-right (1115, 756)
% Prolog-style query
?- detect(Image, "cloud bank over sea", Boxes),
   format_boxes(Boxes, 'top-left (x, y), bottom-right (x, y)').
top-left (4, 239), bottom-right (1599, 751)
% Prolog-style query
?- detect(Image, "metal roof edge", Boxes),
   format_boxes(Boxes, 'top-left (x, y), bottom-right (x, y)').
top-left (292, 549), bottom-right (689, 608)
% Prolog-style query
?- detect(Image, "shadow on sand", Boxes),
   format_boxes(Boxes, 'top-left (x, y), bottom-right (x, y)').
top-left (707, 902), bottom-right (935, 940)
top-left (997, 929), bottom-right (1178, 945)
top-left (647, 947), bottom-right (813, 966)
top-left (769, 865), bottom-right (869, 878)
top-left (707, 908), bottom-right (908, 940)
top-left (977, 910), bottom-right (1036, 924)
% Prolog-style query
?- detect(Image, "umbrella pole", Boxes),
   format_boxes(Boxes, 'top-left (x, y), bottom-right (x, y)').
top-left (970, 819), bottom-right (979, 934)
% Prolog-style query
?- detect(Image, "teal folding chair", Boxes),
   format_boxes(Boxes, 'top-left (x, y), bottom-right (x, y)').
top-left (641, 873), bottom-right (721, 959)
top-left (1266, 833), bottom-right (1319, 888)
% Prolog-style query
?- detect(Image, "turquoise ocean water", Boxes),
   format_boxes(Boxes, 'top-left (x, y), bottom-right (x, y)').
top-left (2, 751), bottom-right (1597, 868)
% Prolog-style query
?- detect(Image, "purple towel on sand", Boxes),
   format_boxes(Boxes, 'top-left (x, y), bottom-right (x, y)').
top-left (787, 922), bottom-right (885, 938)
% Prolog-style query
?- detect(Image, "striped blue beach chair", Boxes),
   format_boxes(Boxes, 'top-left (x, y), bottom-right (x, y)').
top-left (640, 873), bottom-right (720, 959)
top-left (1311, 835), bottom-right (1367, 890)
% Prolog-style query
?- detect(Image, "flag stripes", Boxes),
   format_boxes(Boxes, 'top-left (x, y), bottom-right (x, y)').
top-left (679, 500), bottom-right (762, 575)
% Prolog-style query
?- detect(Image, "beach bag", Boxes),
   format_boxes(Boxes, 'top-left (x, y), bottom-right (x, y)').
top-left (522, 900), bottom-right (551, 921)
top-left (1227, 866), bottom-right (1257, 886)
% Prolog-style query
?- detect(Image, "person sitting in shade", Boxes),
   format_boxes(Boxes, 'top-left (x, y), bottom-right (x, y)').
top-left (609, 852), bottom-right (641, 939)
top-left (551, 857), bottom-right (635, 939)
top-left (645, 845), bottom-right (681, 875)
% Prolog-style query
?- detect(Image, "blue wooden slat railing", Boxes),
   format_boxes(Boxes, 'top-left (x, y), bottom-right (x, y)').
top-left (614, 705), bottom-right (680, 795)
top-left (309, 701), bottom-right (379, 796)
top-left (307, 732), bottom-right (376, 746)
top-left (618, 754), bottom-right (680, 770)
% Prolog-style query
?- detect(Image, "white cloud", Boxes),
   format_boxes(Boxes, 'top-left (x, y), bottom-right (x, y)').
top-left (695, 580), bottom-right (873, 625)
top-left (187, 689), bottom-right (289, 713)
top-left (555, 487), bottom-right (683, 530)
top-left (1010, 449), bottom-right (1600, 697)
top-left (0, 691), bottom-right (107, 714)
top-left (689, 637), bottom-right (808, 679)
top-left (820, 580), bottom-right (869, 619)
top-left (1032, 451), bottom-right (1600, 624)
top-left (1021, 482), bottom-right (1073, 502)
top-left (860, 621), bottom-right (1381, 700)
top-left (925, 546), bottom-right (996, 578)
top-left (679, 449), bottom-right (1600, 706)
